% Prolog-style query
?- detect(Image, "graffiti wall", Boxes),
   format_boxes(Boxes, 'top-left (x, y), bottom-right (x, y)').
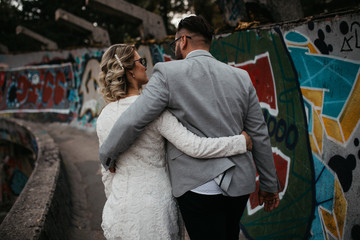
top-left (209, 28), bottom-right (314, 239)
top-left (0, 46), bottom-right (156, 129)
top-left (0, 119), bottom-right (36, 223)
top-left (1, 64), bottom-right (74, 114)
top-left (0, 10), bottom-right (359, 240)
top-left (0, 48), bottom-right (103, 128)
top-left (281, 12), bottom-right (360, 240)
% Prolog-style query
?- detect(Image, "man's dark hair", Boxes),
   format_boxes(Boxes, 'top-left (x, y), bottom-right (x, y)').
top-left (177, 15), bottom-right (214, 44)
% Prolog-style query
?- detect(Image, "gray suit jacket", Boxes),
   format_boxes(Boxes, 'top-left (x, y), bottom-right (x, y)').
top-left (99, 50), bottom-right (279, 197)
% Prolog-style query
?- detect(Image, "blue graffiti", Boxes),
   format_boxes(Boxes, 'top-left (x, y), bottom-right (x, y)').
top-left (150, 45), bottom-right (165, 64)
top-left (310, 154), bottom-right (335, 239)
top-left (286, 32), bottom-right (308, 43)
top-left (287, 32), bottom-right (359, 119)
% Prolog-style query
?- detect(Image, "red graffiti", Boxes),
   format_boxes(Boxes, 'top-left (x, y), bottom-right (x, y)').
top-left (248, 150), bottom-right (289, 211)
top-left (231, 54), bottom-right (277, 113)
top-left (164, 55), bottom-right (173, 62)
top-left (0, 72), bottom-right (9, 106)
top-left (167, 53), bottom-right (277, 113)
top-left (54, 71), bottom-right (66, 105)
top-left (42, 71), bottom-right (54, 104)
top-left (16, 75), bottom-right (31, 103)
top-left (0, 64), bottom-right (72, 112)
top-left (0, 71), bottom-right (5, 89)
top-left (41, 71), bottom-right (66, 106)
top-left (16, 72), bottom-right (56, 106)
top-left (27, 81), bottom-right (41, 105)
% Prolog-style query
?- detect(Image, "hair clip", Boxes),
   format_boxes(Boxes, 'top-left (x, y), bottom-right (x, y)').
top-left (114, 54), bottom-right (123, 68)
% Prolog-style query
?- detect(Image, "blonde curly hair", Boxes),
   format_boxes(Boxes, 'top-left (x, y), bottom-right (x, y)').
top-left (99, 44), bottom-right (136, 103)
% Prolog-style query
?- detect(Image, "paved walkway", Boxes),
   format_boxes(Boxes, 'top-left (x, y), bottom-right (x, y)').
top-left (40, 122), bottom-right (106, 240)
top-left (38, 122), bottom-right (246, 240)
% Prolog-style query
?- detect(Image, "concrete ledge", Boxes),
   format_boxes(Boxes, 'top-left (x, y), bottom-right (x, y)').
top-left (0, 118), bottom-right (71, 240)
top-left (15, 26), bottom-right (58, 50)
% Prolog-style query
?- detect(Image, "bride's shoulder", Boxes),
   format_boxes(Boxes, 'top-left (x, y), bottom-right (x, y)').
top-left (98, 101), bottom-right (121, 119)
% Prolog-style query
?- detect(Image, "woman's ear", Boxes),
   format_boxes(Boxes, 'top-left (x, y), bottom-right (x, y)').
top-left (128, 71), bottom-right (135, 78)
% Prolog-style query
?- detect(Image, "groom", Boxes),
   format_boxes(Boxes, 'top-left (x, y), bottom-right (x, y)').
top-left (99, 15), bottom-right (280, 240)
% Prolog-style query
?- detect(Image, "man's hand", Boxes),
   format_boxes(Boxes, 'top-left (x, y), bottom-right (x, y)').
top-left (241, 131), bottom-right (252, 151)
top-left (109, 162), bottom-right (116, 173)
top-left (258, 190), bottom-right (280, 212)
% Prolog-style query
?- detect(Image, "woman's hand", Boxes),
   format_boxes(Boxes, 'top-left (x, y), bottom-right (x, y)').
top-left (241, 131), bottom-right (252, 151)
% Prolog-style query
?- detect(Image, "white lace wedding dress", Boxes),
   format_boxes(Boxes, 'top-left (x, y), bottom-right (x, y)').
top-left (96, 96), bottom-right (247, 240)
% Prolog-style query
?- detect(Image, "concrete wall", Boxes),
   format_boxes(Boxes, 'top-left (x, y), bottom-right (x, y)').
top-left (0, 118), bottom-right (36, 223)
top-left (0, 118), bottom-right (71, 240)
top-left (280, 13), bottom-right (360, 240)
top-left (0, 46), bottom-right (154, 129)
top-left (211, 11), bottom-right (360, 239)
top-left (0, 10), bottom-right (359, 240)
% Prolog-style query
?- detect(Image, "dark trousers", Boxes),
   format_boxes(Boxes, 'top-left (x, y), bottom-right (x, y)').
top-left (177, 191), bottom-right (249, 240)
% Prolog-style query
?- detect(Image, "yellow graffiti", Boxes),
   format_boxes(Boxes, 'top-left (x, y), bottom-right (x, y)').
top-left (320, 207), bottom-right (338, 239)
top-left (339, 72), bottom-right (360, 141)
top-left (334, 180), bottom-right (346, 238)
top-left (287, 32), bottom-right (351, 240)
top-left (287, 42), bottom-right (318, 54)
top-left (300, 72), bottom-right (360, 152)
top-left (301, 88), bottom-right (323, 107)
top-left (322, 118), bottom-right (343, 143)
top-left (319, 179), bottom-right (347, 239)
top-left (301, 88), bottom-right (324, 154)
top-left (323, 72), bottom-right (360, 144)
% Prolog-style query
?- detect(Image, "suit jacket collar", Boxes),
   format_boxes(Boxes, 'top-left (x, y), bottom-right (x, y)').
top-left (185, 50), bottom-right (214, 60)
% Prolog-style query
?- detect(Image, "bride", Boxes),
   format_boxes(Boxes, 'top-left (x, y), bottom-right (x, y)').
top-left (96, 44), bottom-right (252, 240)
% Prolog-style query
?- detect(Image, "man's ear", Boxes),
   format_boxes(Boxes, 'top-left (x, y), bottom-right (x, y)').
top-left (181, 36), bottom-right (188, 50)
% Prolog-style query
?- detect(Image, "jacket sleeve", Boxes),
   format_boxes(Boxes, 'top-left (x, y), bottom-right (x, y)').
top-left (98, 64), bottom-right (169, 170)
top-left (156, 111), bottom-right (247, 158)
top-left (243, 71), bottom-right (280, 193)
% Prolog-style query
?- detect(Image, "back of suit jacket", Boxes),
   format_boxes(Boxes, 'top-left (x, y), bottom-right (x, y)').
top-left (158, 50), bottom-right (278, 197)
top-left (99, 50), bottom-right (279, 198)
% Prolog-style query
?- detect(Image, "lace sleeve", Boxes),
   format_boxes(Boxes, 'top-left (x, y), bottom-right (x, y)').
top-left (96, 116), bottom-right (112, 147)
top-left (96, 112), bottom-right (116, 198)
top-left (155, 111), bottom-right (247, 158)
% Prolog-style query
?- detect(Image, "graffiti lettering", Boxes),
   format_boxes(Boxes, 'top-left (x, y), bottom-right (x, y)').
top-left (231, 52), bottom-right (278, 116)
top-left (340, 21), bottom-right (360, 52)
top-left (16, 75), bottom-right (31, 103)
top-left (42, 71), bottom-right (66, 106)
top-left (0, 63), bottom-right (73, 113)
top-left (54, 71), bottom-right (66, 105)
top-left (78, 58), bottom-right (104, 122)
top-left (247, 147), bottom-right (290, 215)
top-left (263, 110), bottom-right (298, 150)
top-left (42, 71), bottom-right (54, 104)
top-left (14, 71), bottom-right (64, 107)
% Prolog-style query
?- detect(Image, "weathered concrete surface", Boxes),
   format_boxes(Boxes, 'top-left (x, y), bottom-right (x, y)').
top-left (0, 120), bottom-right (106, 239)
top-left (55, 9), bottom-right (111, 46)
top-left (0, 119), bottom-right (71, 240)
top-left (86, 0), bottom-right (167, 39)
top-left (38, 122), bottom-right (106, 240)
top-left (0, 119), bottom-right (247, 239)
top-left (40, 122), bottom-right (246, 240)
top-left (15, 25), bottom-right (58, 50)
top-left (0, 43), bottom-right (8, 54)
